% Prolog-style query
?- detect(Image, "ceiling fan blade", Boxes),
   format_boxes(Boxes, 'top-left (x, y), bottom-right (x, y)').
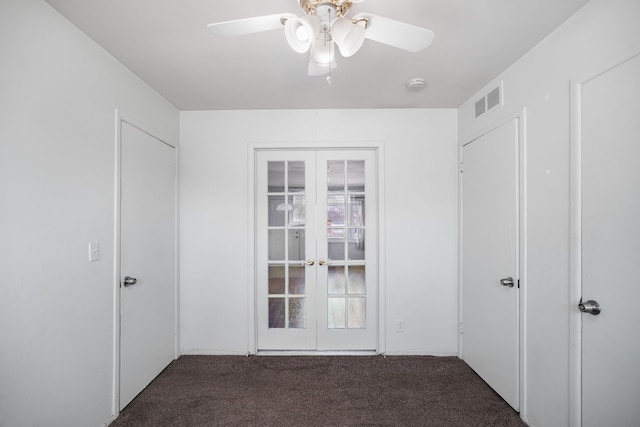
top-left (208, 13), bottom-right (296, 37)
top-left (353, 13), bottom-right (434, 52)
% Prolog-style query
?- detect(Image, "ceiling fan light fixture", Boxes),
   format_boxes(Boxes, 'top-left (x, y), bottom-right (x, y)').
top-left (316, 3), bottom-right (339, 27)
top-left (308, 39), bottom-right (337, 76)
top-left (331, 17), bottom-right (365, 57)
top-left (284, 15), bottom-right (320, 53)
top-left (208, 1), bottom-right (436, 80)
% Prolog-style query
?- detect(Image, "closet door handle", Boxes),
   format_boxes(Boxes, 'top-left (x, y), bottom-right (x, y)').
top-left (123, 276), bottom-right (138, 287)
top-left (578, 299), bottom-right (601, 315)
top-left (500, 277), bottom-right (514, 288)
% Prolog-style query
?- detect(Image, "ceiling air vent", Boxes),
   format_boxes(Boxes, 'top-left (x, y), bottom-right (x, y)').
top-left (474, 82), bottom-right (503, 119)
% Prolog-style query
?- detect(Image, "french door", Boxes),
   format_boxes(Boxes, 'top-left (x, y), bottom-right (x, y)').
top-left (256, 149), bottom-right (378, 351)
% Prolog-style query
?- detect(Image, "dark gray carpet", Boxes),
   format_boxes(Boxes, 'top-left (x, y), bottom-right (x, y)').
top-left (111, 355), bottom-right (526, 426)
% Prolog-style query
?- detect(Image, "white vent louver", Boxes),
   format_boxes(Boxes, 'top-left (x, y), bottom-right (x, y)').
top-left (474, 83), bottom-right (502, 119)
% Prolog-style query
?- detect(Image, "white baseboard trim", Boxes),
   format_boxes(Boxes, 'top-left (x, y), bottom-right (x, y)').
top-left (382, 351), bottom-right (459, 357)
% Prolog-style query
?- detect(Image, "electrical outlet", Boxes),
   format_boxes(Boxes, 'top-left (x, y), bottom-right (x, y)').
top-left (396, 319), bottom-right (405, 333)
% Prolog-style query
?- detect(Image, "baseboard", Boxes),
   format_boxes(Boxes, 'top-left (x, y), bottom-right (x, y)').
top-left (103, 413), bottom-right (118, 426)
top-left (179, 350), bottom-right (460, 357)
top-left (382, 351), bottom-right (459, 357)
top-left (179, 350), bottom-right (249, 356)
top-left (256, 350), bottom-right (379, 356)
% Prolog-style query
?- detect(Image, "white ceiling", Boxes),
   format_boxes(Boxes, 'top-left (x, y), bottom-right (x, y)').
top-left (44, 0), bottom-right (590, 110)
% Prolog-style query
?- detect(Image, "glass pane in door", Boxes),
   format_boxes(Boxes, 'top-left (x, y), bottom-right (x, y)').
top-left (289, 266), bottom-right (306, 294)
top-left (269, 298), bottom-right (285, 328)
top-left (268, 196), bottom-right (285, 226)
top-left (327, 160), bottom-right (345, 192)
top-left (347, 160), bottom-right (365, 192)
top-left (266, 160), bottom-right (308, 330)
top-left (328, 266), bottom-right (346, 294)
top-left (328, 298), bottom-right (346, 329)
top-left (268, 230), bottom-right (285, 260)
top-left (289, 298), bottom-right (306, 328)
top-left (268, 161), bottom-right (285, 192)
top-left (288, 195), bottom-right (306, 226)
top-left (325, 160), bottom-right (367, 330)
top-left (268, 266), bottom-right (285, 294)
top-left (288, 230), bottom-right (305, 261)
top-left (348, 266), bottom-right (366, 294)
top-left (327, 194), bottom-right (346, 260)
top-left (347, 297), bottom-right (365, 328)
top-left (288, 161), bottom-right (305, 193)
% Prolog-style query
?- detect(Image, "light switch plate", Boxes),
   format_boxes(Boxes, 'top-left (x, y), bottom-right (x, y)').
top-left (89, 241), bottom-right (100, 262)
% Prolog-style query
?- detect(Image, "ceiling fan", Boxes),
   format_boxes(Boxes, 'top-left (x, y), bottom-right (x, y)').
top-left (207, 0), bottom-right (435, 82)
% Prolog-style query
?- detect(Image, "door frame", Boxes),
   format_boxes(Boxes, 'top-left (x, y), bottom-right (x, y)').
top-left (112, 110), bottom-right (180, 416)
top-left (458, 108), bottom-right (527, 415)
top-left (247, 141), bottom-right (386, 355)
top-left (568, 46), bottom-right (640, 427)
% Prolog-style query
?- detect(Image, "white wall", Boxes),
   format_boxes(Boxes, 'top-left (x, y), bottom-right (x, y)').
top-left (457, 0), bottom-right (640, 426)
top-left (179, 109), bottom-right (458, 356)
top-left (0, 1), bottom-right (179, 426)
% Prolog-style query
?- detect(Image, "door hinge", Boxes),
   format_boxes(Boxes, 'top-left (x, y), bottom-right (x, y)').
top-left (517, 279), bottom-right (520, 289)
top-left (459, 323), bottom-right (464, 335)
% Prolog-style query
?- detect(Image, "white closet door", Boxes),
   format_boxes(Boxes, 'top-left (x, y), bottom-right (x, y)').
top-left (120, 122), bottom-right (176, 409)
top-left (580, 53), bottom-right (640, 427)
top-left (462, 119), bottom-right (520, 410)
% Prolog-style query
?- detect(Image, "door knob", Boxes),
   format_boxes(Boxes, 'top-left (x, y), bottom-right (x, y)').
top-left (305, 259), bottom-right (315, 266)
top-left (318, 258), bottom-right (327, 266)
top-left (500, 277), bottom-right (515, 288)
top-left (578, 299), bottom-right (601, 315)
top-left (123, 276), bottom-right (138, 287)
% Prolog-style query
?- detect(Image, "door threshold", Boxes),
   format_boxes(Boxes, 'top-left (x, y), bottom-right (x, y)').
top-left (256, 350), bottom-right (379, 356)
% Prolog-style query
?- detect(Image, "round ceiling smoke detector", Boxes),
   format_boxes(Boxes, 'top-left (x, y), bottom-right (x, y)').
top-left (407, 77), bottom-right (426, 91)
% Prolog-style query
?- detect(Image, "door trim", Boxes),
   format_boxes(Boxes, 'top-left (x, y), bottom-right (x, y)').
top-left (568, 46), bottom-right (640, 427)
top-left (112, 110), bottom-right (179, 416)
top-left (458, 108), bottom-right (527, 417)
top-left (247, 141), bottom-right (386, 355)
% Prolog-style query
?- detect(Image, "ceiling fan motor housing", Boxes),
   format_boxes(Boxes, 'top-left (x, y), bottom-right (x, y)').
top-left (300, 0), bottom-right (354, 17)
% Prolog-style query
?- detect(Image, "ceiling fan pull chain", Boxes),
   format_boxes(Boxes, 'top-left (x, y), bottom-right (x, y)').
top-left (324, 24), bottom-right (334, 85)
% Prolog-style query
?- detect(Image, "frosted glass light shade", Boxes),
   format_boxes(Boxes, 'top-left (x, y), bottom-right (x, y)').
top-left (308, 39), bottom-right (337, 76)
top-left (331, 17), bottom-right (365, 57)
top-left (284, 15), bottom-right (320, 53)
